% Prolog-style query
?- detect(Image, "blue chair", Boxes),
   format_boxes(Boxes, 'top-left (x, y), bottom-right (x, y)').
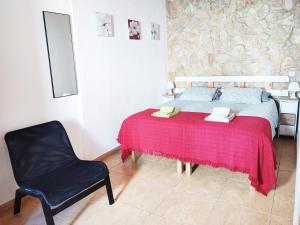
top-left (5, 121), bottom-right (114, 225)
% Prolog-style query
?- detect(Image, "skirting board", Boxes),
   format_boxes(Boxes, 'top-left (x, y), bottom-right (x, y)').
top-left (95, 145), bottom-right (121, 161)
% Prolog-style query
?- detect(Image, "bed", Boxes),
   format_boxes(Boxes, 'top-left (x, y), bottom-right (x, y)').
top-left (117, 76), bottom-right (289, 195)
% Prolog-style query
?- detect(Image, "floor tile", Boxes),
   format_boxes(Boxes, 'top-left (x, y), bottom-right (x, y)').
top-left (117, 178), bottom-right (173, 213)
top-left (83, 202), bottom-right (147, 225)
top-left (275, 170), bottom-right (295, 198)
top-left (143, 213), bottom-right (181, 225)
top-left (279, 156), bottom-right (296, 171)
top-left (239, 209), bottom-right (270, 225)
top-left (175, 173), bottom-right (226, 199)
top-left (202, 201), bottom-right (241, 225)
top-left (203, 201), bottom-right (270, 225)
top-left (156, 191), bottom-right (216, 225)
top-left (219, 180), bottom-right (275, 213)
top-left (136, 163), bottom-right (184, 187)
top-left (23, 211), bottom-right (47, 225)
top-left (271, 193), bottom-right (294, 219)
top-left (3, 198), bottom-right (42, 225)
top-left (226, 171), bottom-right (251, 185)
top-left (270, 214), bottom-right (293, 225)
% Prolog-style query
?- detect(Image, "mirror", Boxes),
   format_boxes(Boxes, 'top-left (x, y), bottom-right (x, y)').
top-left (43, 11), bottom-right (78, 98)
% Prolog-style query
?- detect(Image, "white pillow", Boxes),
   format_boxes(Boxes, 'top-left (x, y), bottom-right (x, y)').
top-left (178, 87), bottom-right (217, 102)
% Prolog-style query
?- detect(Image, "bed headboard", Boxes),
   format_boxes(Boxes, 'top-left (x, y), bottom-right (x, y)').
top-left (174, 75), bottom-right (290, 97)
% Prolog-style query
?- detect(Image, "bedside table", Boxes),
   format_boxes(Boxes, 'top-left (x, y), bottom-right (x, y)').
top-left (277, 97), bottom-right (299, 138)
top-left (162, 93), bottom-right (177, 103)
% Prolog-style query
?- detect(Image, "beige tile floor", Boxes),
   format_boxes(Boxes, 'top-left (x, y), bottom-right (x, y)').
top-left (0, 137), bottom-right (296, 225)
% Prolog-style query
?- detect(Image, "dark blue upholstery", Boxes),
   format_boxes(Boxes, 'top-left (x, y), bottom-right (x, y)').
top-left (5, 121), bottom-right (114, 225)
top-left (21, 160), bottom-right (108, 206)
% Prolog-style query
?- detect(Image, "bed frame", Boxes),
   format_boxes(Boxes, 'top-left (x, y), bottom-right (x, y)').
top-left (175, 75), bottom-right (289, 97)
top-left (132, 75), bottom-right (290, 175)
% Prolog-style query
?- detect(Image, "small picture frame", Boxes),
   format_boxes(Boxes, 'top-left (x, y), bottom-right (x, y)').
top-left (96, 12), bottom-right (114, 37)
top-left (151, 23), bottom-right (160, 40)
top-left (128, 19), bottom-right (141, 40)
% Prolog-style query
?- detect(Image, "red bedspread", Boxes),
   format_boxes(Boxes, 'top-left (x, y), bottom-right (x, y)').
top-left (118, 109), bottom-right (277, 195)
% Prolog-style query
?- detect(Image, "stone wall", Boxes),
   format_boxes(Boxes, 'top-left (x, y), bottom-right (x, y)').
top-left (167, 0), bottom-right (300, 87)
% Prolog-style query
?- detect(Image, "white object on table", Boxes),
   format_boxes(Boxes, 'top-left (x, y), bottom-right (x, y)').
top-left (166, 81), bottom-right (175, 95)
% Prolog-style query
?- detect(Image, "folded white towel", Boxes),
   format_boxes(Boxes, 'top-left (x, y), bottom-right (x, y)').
top-left (205, 107), bottom-right (235, 123)
top-left (205, 112), bottom-right (235, 123)
top-left (210, 107), bottom-right (231, 118)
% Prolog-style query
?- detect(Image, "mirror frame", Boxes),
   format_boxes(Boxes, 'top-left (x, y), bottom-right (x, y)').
top-left (43, 11), bottom-right (79, 98)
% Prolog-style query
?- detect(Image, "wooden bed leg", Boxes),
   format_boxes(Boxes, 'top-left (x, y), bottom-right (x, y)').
top-left (186, 162), bottom-right (192, 175)
top-left (177, 160), bottom-right (183, 174)
top-left (131, 151), bottom-right (136, 162)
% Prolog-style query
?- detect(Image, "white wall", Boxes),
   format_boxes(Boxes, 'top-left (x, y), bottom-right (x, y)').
top-left (0, 0), bottom-right (167, 204)
top-left (0, 0), bottom-right (84, 204)
top-left (72, 0), bottom-right (167, 159)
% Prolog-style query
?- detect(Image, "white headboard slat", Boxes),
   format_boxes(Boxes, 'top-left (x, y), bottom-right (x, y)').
top-left (175, 75), bottom-right (289, 83)
top-left (174, 75), bottom-right (290, 97)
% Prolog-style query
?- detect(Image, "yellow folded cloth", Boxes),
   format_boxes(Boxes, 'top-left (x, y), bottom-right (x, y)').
top-left (152, 106), bottom-right (179, 118)
top-left (160, 106), bottom-right (175, 114)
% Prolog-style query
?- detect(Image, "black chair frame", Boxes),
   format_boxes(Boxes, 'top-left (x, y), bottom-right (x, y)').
top-left (14, 176), bottom-right (114, 225)
top-left (5, 121), bottom-right (115, 225)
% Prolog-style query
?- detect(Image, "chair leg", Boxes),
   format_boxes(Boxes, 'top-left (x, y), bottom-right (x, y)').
top-left (41, 200), bottom-right (55, 225)
top-left (14, 189), bottom-right (25, 215)
top-left (105, 175), bottom-right (114, 205)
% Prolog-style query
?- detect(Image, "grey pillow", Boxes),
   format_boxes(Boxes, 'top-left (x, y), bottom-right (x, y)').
top-left (220, 87), bottom-right (262, 104)
top-left (178, 87), bottom-right (217, 102)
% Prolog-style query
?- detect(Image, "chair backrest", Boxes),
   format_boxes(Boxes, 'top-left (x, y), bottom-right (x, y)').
top-left (5, 121), bottom-right (78, 185)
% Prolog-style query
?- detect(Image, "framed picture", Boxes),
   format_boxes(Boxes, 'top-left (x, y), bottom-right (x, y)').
top-left (151, 23), bottom-right (160, 40)
top-left (95, 12), bottom-right (113, 37)
top-left (128, 19), bottom-right (141, 40)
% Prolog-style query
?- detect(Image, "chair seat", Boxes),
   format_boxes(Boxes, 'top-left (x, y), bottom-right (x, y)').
top-left (21, 160), bottom-right (109, 206)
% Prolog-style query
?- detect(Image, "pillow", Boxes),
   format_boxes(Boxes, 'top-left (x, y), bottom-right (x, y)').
top-left (212, 88), bottom-right (222, 101)
top-left (178, 87), bottom-right (217, 102)
top-left (261, 90), bottom-right (271, 102)
top-left (219, 87), bottom-right (262, 104)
